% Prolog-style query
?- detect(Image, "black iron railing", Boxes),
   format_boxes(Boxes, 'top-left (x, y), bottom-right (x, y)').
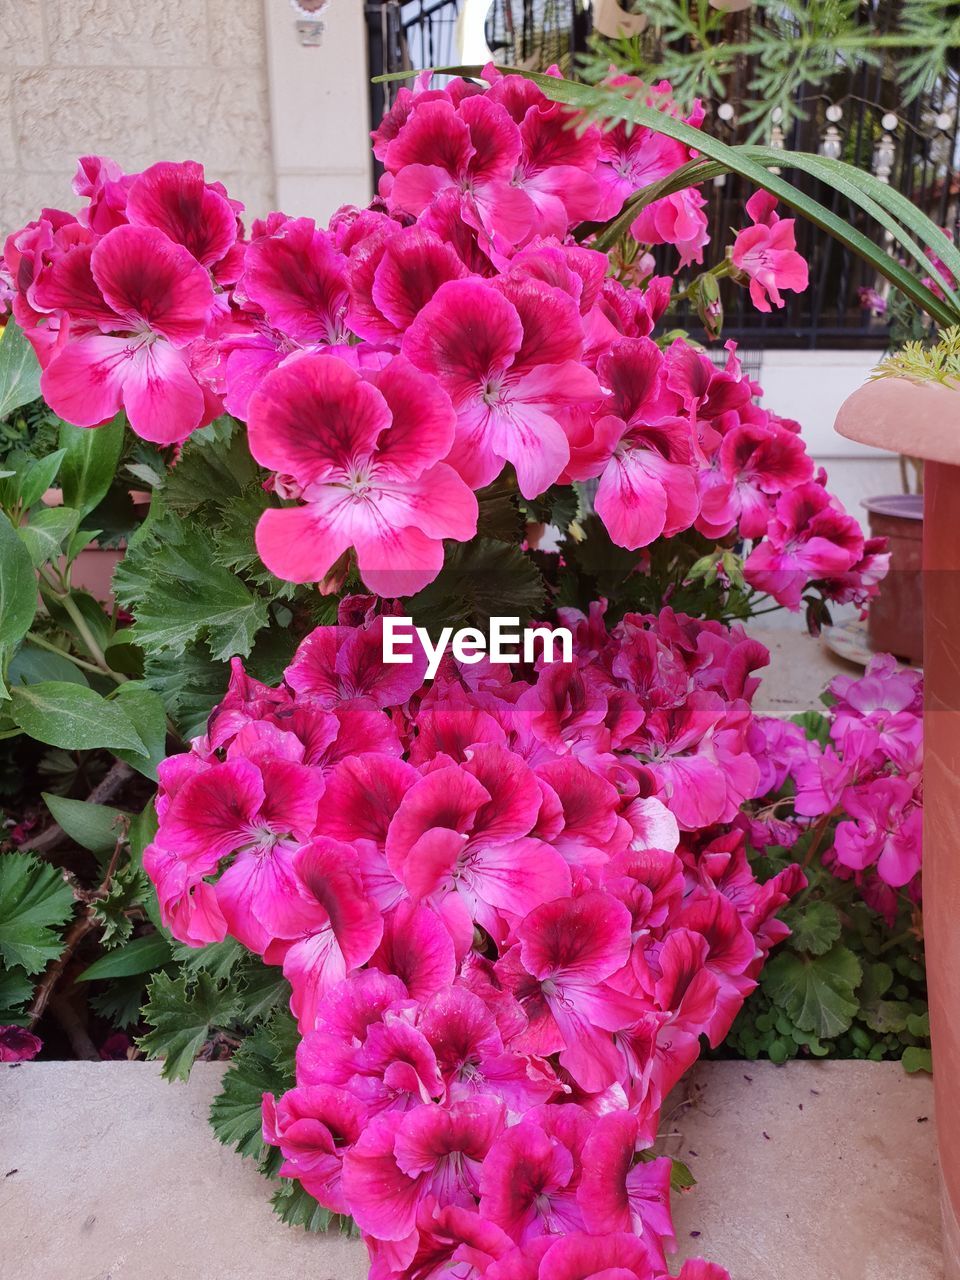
top-left (364, 0), bottom-right (960, 349)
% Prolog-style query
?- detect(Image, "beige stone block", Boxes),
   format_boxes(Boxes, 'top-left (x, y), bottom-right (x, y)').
top-left (274, 170), bottom-right (373, 224)
top-left (212, 170), bottom-right (275, 222)
top-left (151, 68), bottom-right (271, 173)
top-left (0, 75), bottom-right (17, 170)
top-left (47, 0), bottom-right (209, 67)
top-left (0, 1059), bottom-right (941, 1280)
top-left (0, 0), bottom-right (46, 66)
top-left (14, 68), bottom-right (155, 175)
top-left (0, 172), bottom-right (79, 237)
top-left (206, 0), bottom-right (266, 68)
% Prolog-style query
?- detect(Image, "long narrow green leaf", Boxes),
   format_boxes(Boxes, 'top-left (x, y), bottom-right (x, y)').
top-left (597, 150), bottom-right (959, 320)
top-left (390, 65), bottom-right (959, 327)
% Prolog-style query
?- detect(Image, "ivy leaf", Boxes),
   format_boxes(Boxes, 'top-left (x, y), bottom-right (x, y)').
top-left (58, 416), bottom-right (125, 519)
top-left (115, 512), bottom-right (269, 661)
top-left (784, 900), bottom-right (842, 957)
top-left (138, 970), bottom-right (243, 1081)
top-left (0, 852), bottom-right (75, 975)
top-left (408, 539), bottom-right (546, 632)
top-left (762, 943), bottom-right (862, 1039)
top-left (9, 682), bottom-right (149, 755)
top-left (0, 319), bottom-right (42, 419)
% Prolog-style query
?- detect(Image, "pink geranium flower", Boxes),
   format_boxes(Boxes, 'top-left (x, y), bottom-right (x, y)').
top-left (38, 224), bottom-right (216, 442)
top-left (247, 352), bottom-right (478, 594)
top-left (403, 277), bottom-right (600, 498)
top-left (0, 1026), bottom-right (42, 1062)
top-left (732, 190), bottom-right (809, 312)
top-left (567, 337), bottom-right (700, 549)
top-left (744, 482), bottom-right (864, 610)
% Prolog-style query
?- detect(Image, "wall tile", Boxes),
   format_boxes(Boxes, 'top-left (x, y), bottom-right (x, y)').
top-left (47, 0), bottom-right (208, 67)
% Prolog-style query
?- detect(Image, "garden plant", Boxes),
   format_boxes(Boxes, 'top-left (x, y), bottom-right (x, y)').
top-left (0, 58), bottom-right (945, 1279)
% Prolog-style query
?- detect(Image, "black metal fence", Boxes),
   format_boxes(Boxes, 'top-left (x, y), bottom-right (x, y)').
top-left (364, 0), bottom-right (960, 350)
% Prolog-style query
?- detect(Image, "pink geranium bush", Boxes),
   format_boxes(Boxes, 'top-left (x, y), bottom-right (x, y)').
top-left (3, 66), bottom-right (884, 622)
top-left (145, 599), bottom-right (804, 1277)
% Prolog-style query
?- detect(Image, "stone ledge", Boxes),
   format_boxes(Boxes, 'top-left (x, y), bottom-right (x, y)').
top-left (0, 1059), bottom-right (939, 1280)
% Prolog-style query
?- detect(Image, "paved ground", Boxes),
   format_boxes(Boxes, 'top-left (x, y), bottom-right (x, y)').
top-left (0, 1059), bottom-right (939, 1280)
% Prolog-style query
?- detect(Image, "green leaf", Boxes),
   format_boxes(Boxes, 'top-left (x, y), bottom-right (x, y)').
top-left (902, 1046), bottom-right (933, 1074)
top-left (0, 965), bottom-right (35, 1020)
top-left (445, 66), bottom-right (960, 326)
top-left (78, 931), bottom-right (172, 981)
top-left (7, 644), bottom-right (88, 687)
top-left (906, 1011), bottom-right (931, 1039)
top-left (142, 642), bottom-right (229, 740)
top-left (114, 512), bottom-right (269, 662)
top-left (109, 681), bottom-right (168, 780)
top-left (209, 1019), bottom-right (295, 1165)
top-left (0, 852), bottom-right (75, 975)
top-left (90, 867), bottom-right (151, 948)
top-left (0, 319), bottom-right (42, 419)
top-left (18, 506), bottom-right (80, 568)
top-left (9, 448), bottom-right (67, 512)
top-left (785, 901), bottom-right (842, 957)
top-left (162, 417), bottom-right (261, 516)
top-left (41, 793), bottom-right (129, 855)
top-left (270, 1181), bottom-right (356, 1235)
top-left (0, 510), bottom-right (38, 670)
top-left (58, 416), bottom-right (125, 519)
top-left (9, 682), bottom-right (149, 755)
top-left (858, 961), bottom-right (895, 1005)
top-left (791, 709), bottom-right (831, 748)
top-left (762, 943), bottom-right (862, 1040)
top-left (170, 937), bottom-right (246, 984)
top-left (408, 538), bottom-right (546, 632)
top-left (89, 973), bottom-right (150, 1030)
top-left (861, 1000), bottom-right (914, 1035)
top-left (138, 970), bottom-right (242, 1080)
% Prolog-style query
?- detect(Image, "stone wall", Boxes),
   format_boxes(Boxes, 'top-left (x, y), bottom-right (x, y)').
top-left (0, 0), bottom-right (275, 234)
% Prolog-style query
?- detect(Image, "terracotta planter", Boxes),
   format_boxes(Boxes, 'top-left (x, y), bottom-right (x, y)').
top-left (862, 494), bottom-right (923, 664)
top-left (835, 375), bottom-right (960, 1279)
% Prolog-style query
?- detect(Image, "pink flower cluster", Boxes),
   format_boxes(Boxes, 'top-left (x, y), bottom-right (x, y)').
top-left (145, 602), bottom-right (803, 1279)
top-left (749, 655), bottom-right (922, 915)
top-left (5, 69), bottom-right (865, 607)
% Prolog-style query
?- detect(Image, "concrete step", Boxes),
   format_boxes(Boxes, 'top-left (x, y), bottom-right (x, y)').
top-left (0, 1059), bottom-right (940, 1280)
